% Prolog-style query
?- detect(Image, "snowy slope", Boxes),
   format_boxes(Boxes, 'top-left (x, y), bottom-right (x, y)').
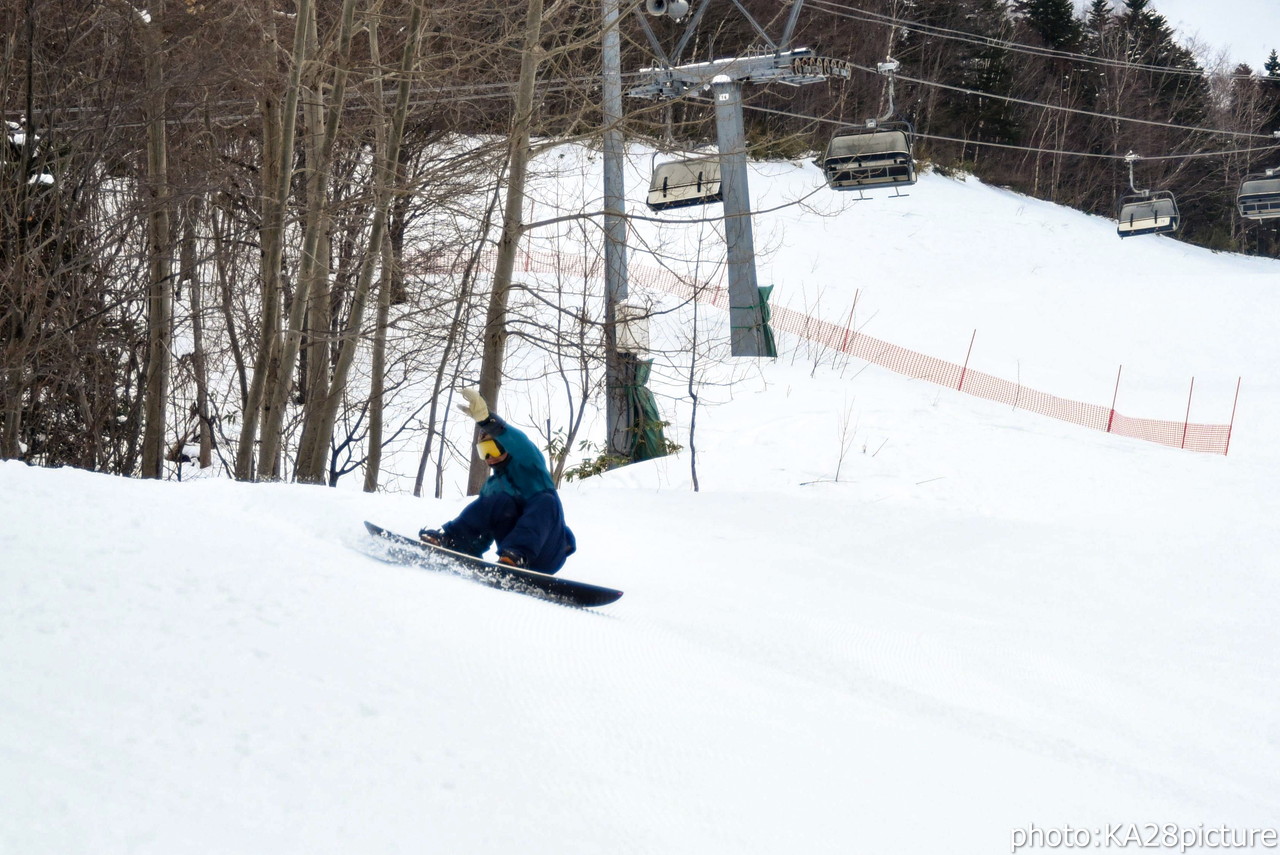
top-left (3, 153), bottom-right (1280, 855)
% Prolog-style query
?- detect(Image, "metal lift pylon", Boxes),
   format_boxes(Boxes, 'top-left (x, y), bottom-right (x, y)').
top-left (628, 0), bottom-right (838, 356)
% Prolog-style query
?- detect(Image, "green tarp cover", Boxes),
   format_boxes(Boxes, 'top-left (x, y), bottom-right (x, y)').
top-left (758, 285), bottom-right (778, 358)
top-left (623, 355), bottom-right (668, 462)
top-left (730, 285), bottom-right (778, 358)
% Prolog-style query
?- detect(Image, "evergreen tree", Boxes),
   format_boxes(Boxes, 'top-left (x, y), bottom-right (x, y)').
top-left (898, 0), bottom-right (1022, 166)
top-left (1081, 0), bottom-right (1117, 100)
top-left (1265, 49), bottom-right (1280, 77)
top-left (1262, 53), bottom-right (1280, 134)
top-left (1016, 0), bottom-right (1084, 51)
top-left (1117, 0), bottom-right (1199, 72)
top-left (1257, 50), bottom-right (1280, 136)
top-left (1076, 0), bottom-right (1116, 143)
top-left (1117, 0), bottom-right (1208, 126)
top-left (1084, 0), bottom-right (1114, 47)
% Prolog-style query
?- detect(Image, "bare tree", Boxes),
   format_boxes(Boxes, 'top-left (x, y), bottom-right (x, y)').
top-left (293, 1), bottom-right (424, 484)
top-left (467, 0), bottom-right (554, 495)
top-left (234, 0), bottom-right (295, 481)
top-left (138, 0), bottom-right (173, 479)
top-left (257, 0), bottom-right (358, 479)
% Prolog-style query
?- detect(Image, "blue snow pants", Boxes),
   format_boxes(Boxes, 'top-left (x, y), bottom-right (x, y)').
top-left (442, 490), bottom-right (576, 574)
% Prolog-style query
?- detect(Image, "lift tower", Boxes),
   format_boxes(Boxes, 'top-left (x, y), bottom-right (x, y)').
top-left (627, 1), bottom-right (838, 355)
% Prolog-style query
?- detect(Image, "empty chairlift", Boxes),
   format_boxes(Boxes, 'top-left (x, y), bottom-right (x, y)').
top-left (819, 122), bottom-right (916, 190)
top-left (646, 157), bottom-right (722, 211)
top-left (1116, 152), bottom-right (1179, 238)
top-left (1117, 190), bottom-right (1180, 237)
top-left (818, 59), bottom-right (915, 194)
top-left (1237, 170), bottom-right (1280, 221)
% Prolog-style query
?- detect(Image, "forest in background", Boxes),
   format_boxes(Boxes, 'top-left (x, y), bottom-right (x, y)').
top-left (3, 0), bottom-right (1278, 486)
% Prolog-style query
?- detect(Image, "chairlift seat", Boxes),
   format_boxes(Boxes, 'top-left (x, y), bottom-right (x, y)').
top-left (1116, 191), bottom-right (1179, 238)
top-left (820, 124), bottom-right (916, 190)
top-left (646, 158), bottom-right (722, 211)
top-left (1237, 174), bottom-right (1280, 221)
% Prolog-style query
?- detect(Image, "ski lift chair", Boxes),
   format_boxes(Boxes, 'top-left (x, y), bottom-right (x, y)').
top-left (1115, 152), bottom-right (1179, 238)
top-left (646, 157), bottom-right (722, 211)
top-left (818, 61), bottom-right (916, 193)
top-left (1237, 171), bottom-right (1280, 221)
top-left (1116, 190), bottom-right (1180, 238)
top-left (819, 122), bottom-right (917, 191)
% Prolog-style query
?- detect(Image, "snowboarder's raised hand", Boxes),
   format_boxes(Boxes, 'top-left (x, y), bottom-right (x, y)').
top-left (456, 388), bottom-right (490, 422)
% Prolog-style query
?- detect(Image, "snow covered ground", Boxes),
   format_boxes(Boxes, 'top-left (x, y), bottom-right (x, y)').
top-left (3, 148), bottom-right (1280, 854)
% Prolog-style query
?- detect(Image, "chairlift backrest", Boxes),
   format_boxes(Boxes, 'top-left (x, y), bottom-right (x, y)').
top-left (646, 157), bottom-right (722, 211)
top-left (828, 128), bottom-right (911, 158)
top-left (819, 123), bottom-right (916, 191)
top-left (1237, 174), bottom-right (1280, 221)
top-left (1116, 190), bottom-right (1179, 238)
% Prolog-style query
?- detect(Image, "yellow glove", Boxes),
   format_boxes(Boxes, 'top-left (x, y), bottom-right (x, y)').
top-left (456, 388), bottom-right (490, 422)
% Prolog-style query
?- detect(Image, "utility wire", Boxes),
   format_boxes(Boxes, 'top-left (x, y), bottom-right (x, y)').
top-left (35, 75), bottom-right (613, 131)
top-left (739, 101), bottom-right (1280, 162)
top-left (807, 0), bottom-right (1280, 81)
top-left (819, 58), bottom-right (1280, 140)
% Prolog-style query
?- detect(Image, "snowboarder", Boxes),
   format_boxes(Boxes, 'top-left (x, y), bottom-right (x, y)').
top-left (420, 389), bottom-right (576, 573)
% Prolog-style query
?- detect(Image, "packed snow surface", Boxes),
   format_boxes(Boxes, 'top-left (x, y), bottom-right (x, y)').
top-left (3, 150), bottom-right (1279, 854)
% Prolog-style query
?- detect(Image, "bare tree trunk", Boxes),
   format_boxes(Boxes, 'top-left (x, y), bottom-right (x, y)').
top-left (259, 0), bottom-right (356, 478)
top-left (363, 232), bottom-right (393, 492)
top-left (468, 0), bottom-right (548, 495)
top-left (140, 0), bottom-right (172, 480)
top-left (687, 292), bottom-right (700, 493)
top-left (412, 170), bottom-right (505, 498)
top-left (0, 0), bottom-right (36, 460)
top-left (211, 201), bottom-right (249, 412)
top-left (181, 201), bottom-right (213, 468)
top-left (363, 24), bottom-right (393, 494)
top-left (295, 1), bottom-right (423, 485)
top-left (236, 8), bottom-right (279, 479)
top-left (236, 0), bottom-right (309, 480)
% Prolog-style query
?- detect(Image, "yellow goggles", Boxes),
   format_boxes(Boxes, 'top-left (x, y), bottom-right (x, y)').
top-left (476, 438), bottom-right (503, 461)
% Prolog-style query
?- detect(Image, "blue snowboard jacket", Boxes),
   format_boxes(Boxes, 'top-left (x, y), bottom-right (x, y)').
top-left (441, 415), bottom-right (576, 573)
top-left (477, 415), bottom-right (555, 501)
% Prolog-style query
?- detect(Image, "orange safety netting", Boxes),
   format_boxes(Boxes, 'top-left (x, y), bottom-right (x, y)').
top-left (492, 246), bottom-right (1239, 455)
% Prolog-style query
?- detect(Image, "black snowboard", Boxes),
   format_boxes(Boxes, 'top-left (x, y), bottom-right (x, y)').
top-left (363, 521), bottom-right (623, 608)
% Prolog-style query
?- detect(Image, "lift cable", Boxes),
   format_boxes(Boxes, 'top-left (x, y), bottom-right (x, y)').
top-left (807, 0), bottom-right (1280, 82)
top-left (739, 101), bottom-right (1280, 162)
